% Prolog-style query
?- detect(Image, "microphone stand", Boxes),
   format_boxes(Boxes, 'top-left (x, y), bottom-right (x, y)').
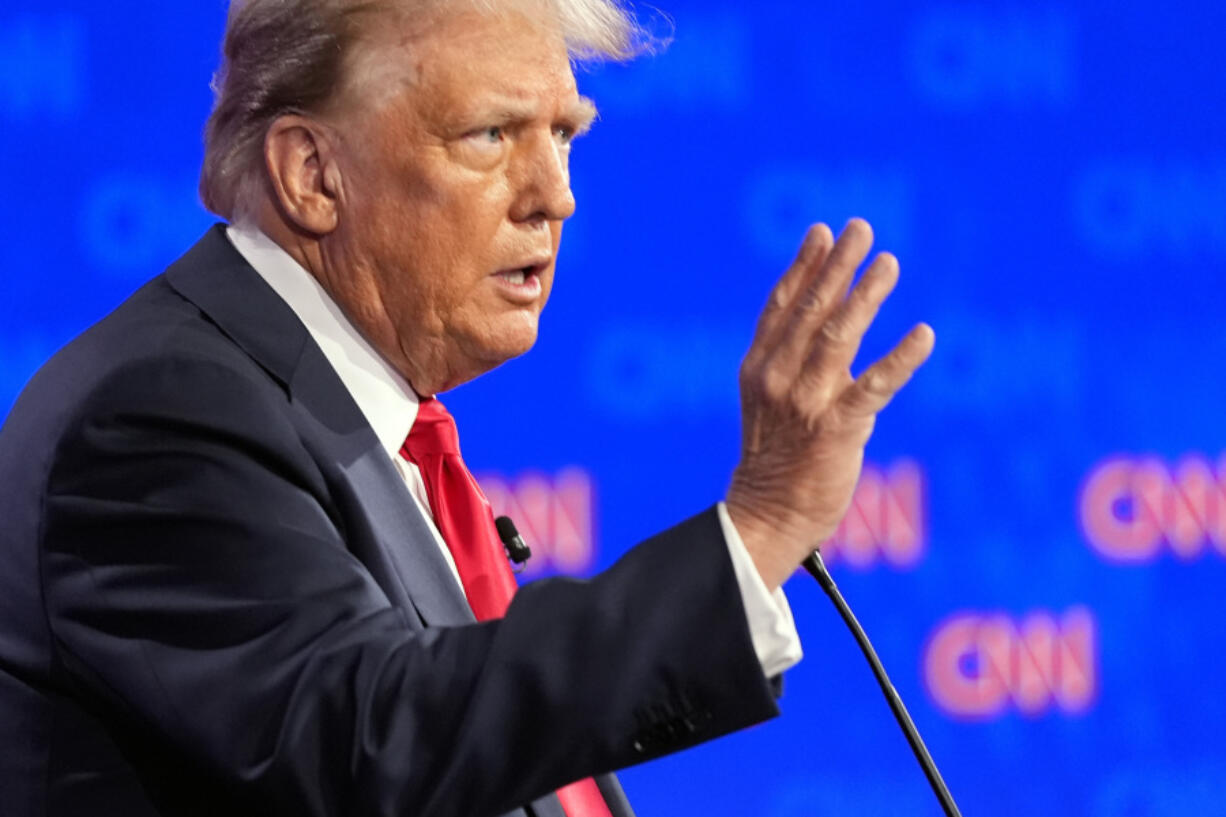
top-left (803, 550), bottom-right (963, 817)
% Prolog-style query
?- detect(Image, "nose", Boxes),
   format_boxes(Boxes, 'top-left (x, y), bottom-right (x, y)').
top-left (509, 130), bottom-right (576, 225)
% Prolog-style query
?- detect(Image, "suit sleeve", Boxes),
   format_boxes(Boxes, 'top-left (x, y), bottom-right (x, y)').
top-left (40, 356), bottom-right (780, 817)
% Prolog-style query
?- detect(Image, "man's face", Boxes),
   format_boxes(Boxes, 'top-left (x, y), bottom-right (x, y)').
top-left (326, 8), bottom-right (596, 394)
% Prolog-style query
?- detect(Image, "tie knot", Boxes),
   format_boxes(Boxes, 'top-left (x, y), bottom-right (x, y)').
top-left (403, 397), bottom-right (460, 457)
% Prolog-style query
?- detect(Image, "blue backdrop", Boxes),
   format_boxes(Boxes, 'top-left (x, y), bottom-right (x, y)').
top-left (3, 2), bottom-right (1224, 815)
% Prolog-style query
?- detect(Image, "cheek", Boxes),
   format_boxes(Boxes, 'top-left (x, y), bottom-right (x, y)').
top-left (420, 180), bottom-right (508, 270)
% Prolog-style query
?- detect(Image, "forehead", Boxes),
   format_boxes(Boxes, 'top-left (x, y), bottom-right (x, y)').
top-left (359, 8), bottom-right (580, 122)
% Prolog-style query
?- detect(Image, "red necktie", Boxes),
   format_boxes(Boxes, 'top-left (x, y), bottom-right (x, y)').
top-left (400, 398), bottom-right (613, 817)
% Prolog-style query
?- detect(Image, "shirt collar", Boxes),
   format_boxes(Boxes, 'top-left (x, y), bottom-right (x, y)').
top-left (225, 222), bottom-right (419, 460)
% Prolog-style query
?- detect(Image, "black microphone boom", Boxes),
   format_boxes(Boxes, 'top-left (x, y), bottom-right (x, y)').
top-left (803, 550), bottom-right (963, 817)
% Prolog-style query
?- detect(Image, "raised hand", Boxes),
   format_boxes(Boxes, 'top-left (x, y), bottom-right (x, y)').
top-left (726, 219), bottom-right (935, 590)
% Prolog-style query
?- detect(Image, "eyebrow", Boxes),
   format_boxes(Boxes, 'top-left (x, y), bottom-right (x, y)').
top-left (471, 94), bottom-right (599, 134)
top-left (569, 95), bottom-right (599, 134)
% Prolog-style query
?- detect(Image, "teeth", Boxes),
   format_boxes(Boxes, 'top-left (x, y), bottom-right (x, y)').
top-left (501, 270), bottom-right (526, 285)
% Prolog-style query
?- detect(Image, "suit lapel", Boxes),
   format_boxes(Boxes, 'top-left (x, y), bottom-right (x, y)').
top-left (596, 774), bottom-right (635, 817)
top-left (525, 793), bottom-right (567, 817)
top-left (340, 435), bottom-right (478, 625)
top-left (164, 225), bottom-right (473, 627)
top-left (289, 340), bottom-right (476, 626)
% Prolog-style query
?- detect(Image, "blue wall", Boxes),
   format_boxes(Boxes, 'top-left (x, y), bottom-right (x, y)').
top-left (3, 2), bottom-right (1224, 814)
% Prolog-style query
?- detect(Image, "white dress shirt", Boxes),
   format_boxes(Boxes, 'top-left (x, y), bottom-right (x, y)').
top-left (226, 223), bottom-right (802, 678)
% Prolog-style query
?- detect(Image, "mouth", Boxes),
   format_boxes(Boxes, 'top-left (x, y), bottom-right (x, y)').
top-left (491, 261), bottom-right (547, 303)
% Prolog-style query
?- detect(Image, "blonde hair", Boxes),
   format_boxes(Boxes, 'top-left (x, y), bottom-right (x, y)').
top-left (199, 0), bottom-right (652, 220)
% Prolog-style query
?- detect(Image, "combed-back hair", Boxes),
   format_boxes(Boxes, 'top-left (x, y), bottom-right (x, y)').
top-left (199, 0), bottom-right (651, 221)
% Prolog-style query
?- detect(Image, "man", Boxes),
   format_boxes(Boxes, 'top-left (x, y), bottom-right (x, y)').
top-left (0, 1), bottom-right (934, 816)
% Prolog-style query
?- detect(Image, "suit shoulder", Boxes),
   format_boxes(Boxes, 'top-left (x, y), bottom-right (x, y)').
top-left (2, 275), bottom-right (294, 463)
top-left (75, 273), bottom-right (280, 393)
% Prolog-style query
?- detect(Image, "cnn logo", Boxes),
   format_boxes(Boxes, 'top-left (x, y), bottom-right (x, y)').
top-left (478, 468), bottom-right (596, 576)
top-left (923, 608), bottom-right (1097, 720)
top-left (821, 460), bottom-right (926, 569)
top-left (1079, 454), bottom-right (1226, 563)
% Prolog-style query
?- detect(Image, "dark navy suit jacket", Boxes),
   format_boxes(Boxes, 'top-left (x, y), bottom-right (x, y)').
top-left (0, 226), bottom-right (780, 817)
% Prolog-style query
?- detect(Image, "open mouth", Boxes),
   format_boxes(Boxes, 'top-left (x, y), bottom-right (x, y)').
top-left (495, 265), bottom-right (539, 286)
top-left (492, 262), bottom-right (546, 300)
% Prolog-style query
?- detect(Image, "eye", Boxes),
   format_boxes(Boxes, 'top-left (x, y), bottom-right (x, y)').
top-left (553, 125), bottom-right (576, 146)
top-left (464, 125), bottom-right (505, 146)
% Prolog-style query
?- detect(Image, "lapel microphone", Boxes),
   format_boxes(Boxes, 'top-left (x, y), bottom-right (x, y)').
top-left (804, 550), bottom-right (963, 817)
top-left (494, 515), bottom-right (532, 569)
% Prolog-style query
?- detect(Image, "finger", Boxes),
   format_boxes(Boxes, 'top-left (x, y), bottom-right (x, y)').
top-left (774, 222), bottom-right (836, 312)
top-left (769, 218), bottom-right (875, 375)
top-left (796, 251), bottom-right (900, 404)
top-left (837, 323), bottom-right (935, 418)
top-left (750, 223), bottom-right (834, 347)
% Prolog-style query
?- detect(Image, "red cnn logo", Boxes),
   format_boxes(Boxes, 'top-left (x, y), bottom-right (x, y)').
top-left (477, 468), bottom-right (597, 576)
top-left (1079, 454), bottom-right (1226, 563)
top-left (821, 460), bottom-right (926, 569)
top-left (923, 608), bottom-right (1097, 720)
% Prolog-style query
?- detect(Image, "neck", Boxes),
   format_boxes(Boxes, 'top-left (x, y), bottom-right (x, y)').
top-left (246, 206), bottom-right (464, 396)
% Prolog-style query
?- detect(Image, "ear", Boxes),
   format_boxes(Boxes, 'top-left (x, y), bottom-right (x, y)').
top-left (263, 115), bottom-right (342, 235)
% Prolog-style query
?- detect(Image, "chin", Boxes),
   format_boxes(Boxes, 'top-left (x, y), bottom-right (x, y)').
top-left (499, 309), bottom-right (541, 353)
top-left (490, 323), bottom-right (539, 362)
top-left (461, 317), bottom-right (540, 378)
